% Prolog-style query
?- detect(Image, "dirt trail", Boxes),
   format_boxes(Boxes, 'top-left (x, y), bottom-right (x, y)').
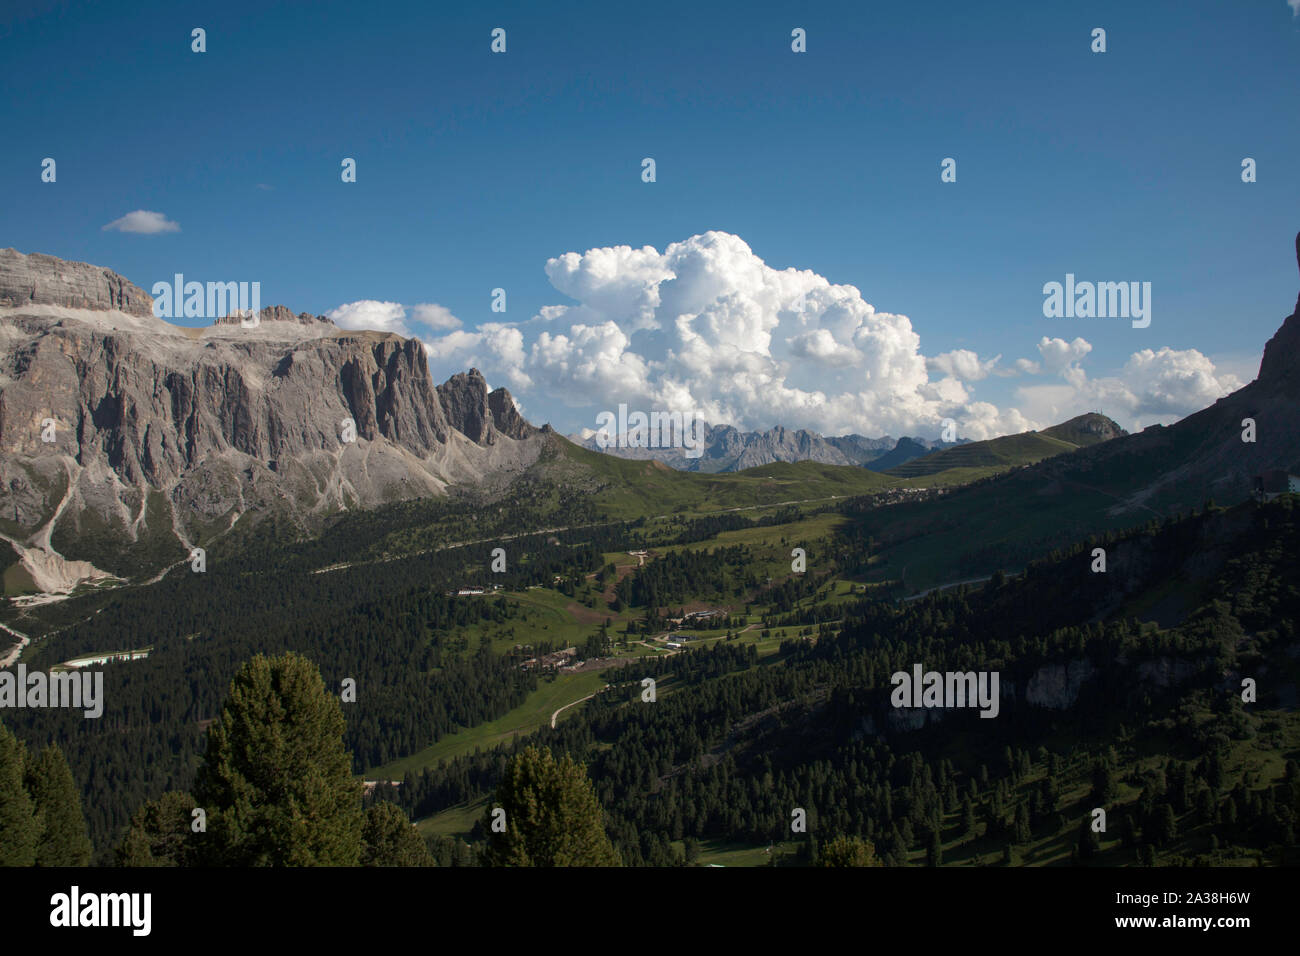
top-left (0, 621), bottom-right (31, 668)
top-left (551, 686), bottom-right (608, 728)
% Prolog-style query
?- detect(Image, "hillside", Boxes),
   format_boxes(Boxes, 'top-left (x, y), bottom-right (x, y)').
top-left (401, 493), bottom-right (1300, 867)
top-left (541, 434), bottom-right (899, 518)
top-left (885, 414), bottom-right (1125, 479)
top-left (847, 234), bottom-right (1300, 591)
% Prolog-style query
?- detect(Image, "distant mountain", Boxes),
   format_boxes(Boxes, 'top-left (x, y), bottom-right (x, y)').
top-left (568, 422), bottom-right (958, 472)
top-left (885, 413), bottom-right (1126, 479)
top-left (863, 437), bottom-right (934, 473)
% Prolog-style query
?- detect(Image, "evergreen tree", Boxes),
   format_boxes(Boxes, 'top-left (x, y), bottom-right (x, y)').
top-left (25, 744), bottom-right (92, 866)
top-left (1151, 803), bottom-right (1178, 847)
top-left (194, 652), bottom-right (363, 866)
top-left (115, 791), bottom-right (198, 866)
top-left (962, 795), bottom-right (976, 837)
top-left (479, 745), bottom-right (620, 866)
top-left (1091, 760), bottom-right (1118, 806)
top-left (360, 801), bottom-right (436, 866)
top-left (0, 722), bottom-right (37, 866)
top-left (926, 829), bottom-right (942, 866)
top-left (818, 835), bottom-right (882, 867)
top-left (1013, 803), bottom-right (1031, 845)
top-left (1078, 816), bottom-right (1099, 861)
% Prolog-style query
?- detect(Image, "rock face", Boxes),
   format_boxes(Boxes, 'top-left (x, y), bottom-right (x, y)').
top-left (1256, 232), bottom-right (1300, 390)
top-left (1041, 412), bottom-right (1128, 446)
top-left (437, 369), bottom-right (536, 446)
top-left (213, 305), bottom-right (333, 327)
top-left (0, 251), bottom-right (548, 586)
top-left (0, 248), bottom-right (154, 316)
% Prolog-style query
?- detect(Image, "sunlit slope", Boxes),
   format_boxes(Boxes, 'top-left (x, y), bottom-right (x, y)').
top-left (886, 414), bottom-right (1124, 479)
top-left (542, 436), bottom-right (896, 518)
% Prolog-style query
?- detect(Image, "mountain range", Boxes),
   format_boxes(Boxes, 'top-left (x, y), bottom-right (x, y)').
top-left (567, 422), bottom-right (960, 472)
top-left (3, 234), bottom-right (1298, 596)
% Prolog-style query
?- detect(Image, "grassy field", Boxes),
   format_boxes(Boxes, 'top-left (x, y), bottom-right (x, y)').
top-left (416, 799), bottom-right (486, 839)
top-left (886, 431), bottom-right (1080, 479)
top-left (367, 669), bottom-right (610, 778)
top-left (556, 441), bottom-right (895, 519)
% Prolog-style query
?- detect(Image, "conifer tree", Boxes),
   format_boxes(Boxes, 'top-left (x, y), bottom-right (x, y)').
top-left (817, 835), bottom-right (881, 867)
top-left (25, 744), bottom-right (92, 866)
top-left (1013, 803), bottom-right (1032, 844)
top-left (360, 801), bottom-right (436, 866)
top-left (479, 745), bottom-right (620, 866)
top-left (115, 791), bottom-right (199, 867)
top-left (0, 722), bottom-right (37, 866)
top-left (195, 652), bottom-right (363, 866)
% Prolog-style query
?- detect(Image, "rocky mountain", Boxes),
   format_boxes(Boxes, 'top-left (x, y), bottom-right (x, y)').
top-left (0, 249), bottom-right (543, 590)
top-left (568, 422), bottom-right (954, 473)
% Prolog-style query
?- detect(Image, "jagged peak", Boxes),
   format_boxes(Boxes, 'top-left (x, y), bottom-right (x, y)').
top-left (1256, 230), bottom-right (1300, 389)
top-left (212, 305), bottom-right (334, 327)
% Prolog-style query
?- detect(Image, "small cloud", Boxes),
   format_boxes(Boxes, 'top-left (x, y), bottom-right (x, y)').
top-left (926, 348), bottom-right (1001, 382)
top-left (102, 210), bottom-right (180, 234)
top-left (410, 302), bottom-right (463, 331)
top-left (1290, 0), bottom-right (1300, 17)
top-left (256, 183), bottom-right (273, 191)
top-left (326, 300), bottom-right (410, 335)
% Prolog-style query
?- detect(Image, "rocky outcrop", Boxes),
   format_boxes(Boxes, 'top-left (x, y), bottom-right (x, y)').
top-left (0, 248), bottom-right (153, 316)
top-left (1256, 232), bottom-right (1300, 392)
top-left (488, 387), bottom-right (535, 440)
top-left (213, 305), bottom-right (333, 327)
top-left (0, 251), bottom-right (549, 585)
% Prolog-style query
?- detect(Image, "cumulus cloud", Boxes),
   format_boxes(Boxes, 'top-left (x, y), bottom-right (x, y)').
top-left (1290, 0), bottom-right (1300, 17)
top-left (418, 231), bottom-right (1242, 440)
top-left (424, 231), bottom-right (1000, 437)
top-left (927, 349), bottom-right (1001, 381)
top-left (102, 210), bottom-right (180, 234)
top-left (410, 303), bottom-right (462, 331)
top-left (327, 300), bottom-right (411, 335)
top-left (326, 300), bottom-right (465, 338)
top-left (1015, 336), bottom-right (1092, 375)
top-left (1015, 345), bottom-right (1241, 431)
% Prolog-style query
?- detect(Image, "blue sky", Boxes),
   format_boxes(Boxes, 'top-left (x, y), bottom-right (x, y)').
top-left (3, 0), bottom-right (1298, 439)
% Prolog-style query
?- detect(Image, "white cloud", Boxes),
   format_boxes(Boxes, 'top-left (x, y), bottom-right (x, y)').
top-left (422, 231), bottom-right (996, 437)
top-left (927, 348), bottom-right (1001, 381)
top-left (1290, 0), bottom-right (1300, 17)
top-left (326, 300), bottom-right (411, 335)
top-left (101, 210), bottom-right (180, 234)
top-left (416, 231), bottom-right (1244, 440)
top-left (410, 303), bottom-right (462, 331)
top-left (1015, 345), bottom-right (1241, 431)
top-left (325, 300), bottom-right (465, 338)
